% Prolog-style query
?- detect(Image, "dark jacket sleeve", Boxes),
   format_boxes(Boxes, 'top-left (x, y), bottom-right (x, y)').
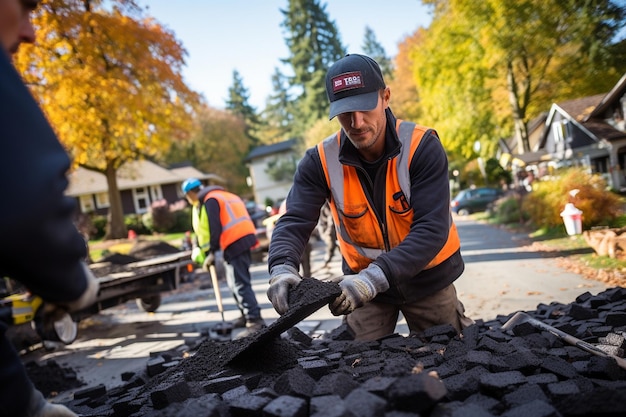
top-left (205, 198), bottom-right (223, 254)
top-left (0, 50), bottom-right (88, 303)
top-left (373, 130), bottom-right (454, 284)
top-left (268, 147), bottom-right (329, 272)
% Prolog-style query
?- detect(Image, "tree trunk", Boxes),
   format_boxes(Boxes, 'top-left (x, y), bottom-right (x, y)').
top-left (506, 61), bottom-right (530, 154)
top-left (104, 163), bottom-right (127, 240)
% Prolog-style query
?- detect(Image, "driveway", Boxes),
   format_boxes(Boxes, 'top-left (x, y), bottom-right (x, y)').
top-left (451, 215), bottom-right (608, 321)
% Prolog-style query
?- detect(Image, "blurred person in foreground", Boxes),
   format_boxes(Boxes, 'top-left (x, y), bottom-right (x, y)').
top-left (182, 179), bottom-right (265, 337)
top-left (0, 1), bottom-right (99, 416)
top-left (267, 54), bottom-right (473, 341)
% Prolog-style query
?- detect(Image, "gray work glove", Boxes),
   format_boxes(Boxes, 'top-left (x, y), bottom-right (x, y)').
top-left (26, 386), bottom-right (78, 416)
top-left (267, 264), bottom-right (301, 315)
top-left (330, 263), bottom-right (389, 316)
top-left (202, 251), bottom-right (215, 272)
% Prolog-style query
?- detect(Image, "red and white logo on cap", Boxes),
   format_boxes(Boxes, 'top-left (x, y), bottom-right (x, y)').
top-left (332, 71), bottom-right (364, 93)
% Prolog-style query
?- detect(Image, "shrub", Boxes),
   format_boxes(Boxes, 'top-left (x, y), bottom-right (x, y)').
top-left (142, 199), bottom-right (176, 233)
top-left (521, 168), bottom-right (622, 229)
top-left (91, 215), bottom-right (107, 239)
top-left (142, 200), bottom-right (192, 234)
top-left (125, 214), bottom-right (150, 235)
top-left (493, 193), bottom-right (529, 224)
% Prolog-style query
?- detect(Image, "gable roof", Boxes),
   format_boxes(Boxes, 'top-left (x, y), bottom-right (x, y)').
top-left (65, 160), bottom-right (221, 196)
top-left (586, 72), bottom-right (626, 121)
top-left (538, 94), bottom-right (611, 148)
top-left (245, 138), bottom-right (298, 162)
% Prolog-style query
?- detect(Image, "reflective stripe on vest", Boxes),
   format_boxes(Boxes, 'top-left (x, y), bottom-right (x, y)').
top-left (317, 120), bottom-right (461, 272)
top-left (204, 190), bottom-right (256, 250)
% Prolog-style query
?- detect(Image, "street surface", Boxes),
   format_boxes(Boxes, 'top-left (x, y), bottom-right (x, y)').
top-left (23, 215), bottom-right (610, 402)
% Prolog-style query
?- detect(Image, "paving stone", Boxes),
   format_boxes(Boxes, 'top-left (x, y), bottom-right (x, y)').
top-left (263, 395), bottom-right (308, 417)
top-left (386, 373), bottom-right (447, 413)
top-left (229, 393), bottom-right (272, 417)
top-left (500, 399), bottom-right (561, 417)
top-left (273, 367), bottom-right (316, 398)
top-left (313, 372), bottom-right (360, 398)
top-left (479, 371), bottom-right (527, 396)
top-left (343, 388), bottom-right (387, 417)
top-left (540, 356), bottom-right (579, 379)
top-left (502, 383), bottom-right (548, 408)
top-left (150, 380), bottom-right (190, 410)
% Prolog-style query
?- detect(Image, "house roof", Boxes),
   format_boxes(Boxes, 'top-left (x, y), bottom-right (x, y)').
top-left (586, 72), bottom-right (626, 121)
top-left (65, 160), bottom-right (220, 196)
top-left (245, 138), bottom-right (298, 162)
top-left (556, 94), bottom-right (607, 122)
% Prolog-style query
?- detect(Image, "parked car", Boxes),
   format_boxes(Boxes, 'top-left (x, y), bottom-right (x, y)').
top-left (450, 187), bottom-right (504, 216)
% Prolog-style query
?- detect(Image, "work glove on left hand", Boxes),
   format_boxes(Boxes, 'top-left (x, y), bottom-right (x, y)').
top-left (330, 263), bottom-right (389, 316)
top-left (202, 251), bottom-right (215, 272)
top-left (267, 264), bottom-right (301, 315)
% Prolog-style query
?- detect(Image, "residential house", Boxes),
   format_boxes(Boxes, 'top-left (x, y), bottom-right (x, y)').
top-left (66, 160), bottom-right (224, 215)
top-left (502, 72), bottom-right (626, 191)
top-left (536, 73), bottom-right (626, 190)
top-left (245, 138), bottom-right (299, 207)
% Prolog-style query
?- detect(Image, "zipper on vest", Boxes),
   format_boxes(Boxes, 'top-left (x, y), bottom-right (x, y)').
top-left (380, 221), bottom-right (391, 252)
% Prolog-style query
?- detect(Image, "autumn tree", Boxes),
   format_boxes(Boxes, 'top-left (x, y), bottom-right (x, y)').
top-left (165, 106), bottom-right (251, 196)
top-left (281, 0), bottom-right (345, 136)
top-left (387, 29), bottom-right (425, 123)
top-left (15, 0), bottom-right (200, 239)
top-left (418, 0), bottom-right (626, 156)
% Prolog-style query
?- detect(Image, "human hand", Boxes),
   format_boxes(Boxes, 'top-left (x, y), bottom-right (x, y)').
top-left (202, 252), bottom-right (215, 272)
top-left (191, 247), bottom-right (205, 264)
top-left (267, 264), bottom-right (301, 314)
top-left (64, 263), bottom-right (99, 312)
top-left (330, 263), bottom-right (389, 315)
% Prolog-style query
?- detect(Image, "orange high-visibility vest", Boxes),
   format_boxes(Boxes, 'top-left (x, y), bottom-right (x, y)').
top-left (203, 189), bottom-right (256, 250)
top-left (317, 120), bottom-right (460, 272)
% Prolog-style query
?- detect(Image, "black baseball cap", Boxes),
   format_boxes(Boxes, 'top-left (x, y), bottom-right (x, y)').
top-left (325, 54), bottom-right (386, 119)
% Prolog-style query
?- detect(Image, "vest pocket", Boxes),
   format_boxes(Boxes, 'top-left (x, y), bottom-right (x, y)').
top-left (339, 204), bottom-right (383, 248)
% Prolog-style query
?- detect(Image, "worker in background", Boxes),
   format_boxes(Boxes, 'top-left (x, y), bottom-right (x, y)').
top-left (264, 199), bottom-right (313, 277)
top-left (0, 1), bottom-right (99, 416)
top-left (316, 201), bottom-right (337, 268)
top-left (267, 54), bottom-right (473, 341)
top-left (182, 179), bottom-right (265, 337)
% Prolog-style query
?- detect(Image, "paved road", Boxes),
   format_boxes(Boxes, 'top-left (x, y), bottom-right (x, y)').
top-left (23, 216), bottom-right (610, 401)
top-left (451, 216), bottom-right (607, 321)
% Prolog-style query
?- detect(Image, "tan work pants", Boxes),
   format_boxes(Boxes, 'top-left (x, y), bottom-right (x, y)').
top-left (345, 284), bottom-right (473, 341)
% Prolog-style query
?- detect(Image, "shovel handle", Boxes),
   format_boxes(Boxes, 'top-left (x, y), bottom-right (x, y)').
top-left (208, 265), bottom-right (224, 317)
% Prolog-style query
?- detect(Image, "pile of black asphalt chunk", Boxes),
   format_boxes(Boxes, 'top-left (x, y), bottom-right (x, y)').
top-left (63, 280), bottom-right (626, 417)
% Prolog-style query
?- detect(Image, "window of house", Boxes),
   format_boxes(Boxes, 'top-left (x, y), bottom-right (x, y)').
top-left (553, 120), bottom-right (569, 143)
top-left (95, 192), bottom-right (110, 208)
top-left (133, 187), bottom-right (150, 214)
top-left (79, 195), bottom-right (95, 213)
top-left (149, 185), bottom-right (163, 202)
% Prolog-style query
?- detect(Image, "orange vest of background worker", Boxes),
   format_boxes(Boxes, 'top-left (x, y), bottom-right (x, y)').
top-left (203, 188), bottom-right (257, 250)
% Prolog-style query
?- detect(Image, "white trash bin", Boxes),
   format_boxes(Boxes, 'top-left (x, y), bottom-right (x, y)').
top-left (560, 203), bottom-right (583, 236)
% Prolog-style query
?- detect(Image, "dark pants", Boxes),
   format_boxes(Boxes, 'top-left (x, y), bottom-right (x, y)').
top-left (225, 250), bottom-right (261, 320)
top-left (0, 323), bottom-right (33, 416)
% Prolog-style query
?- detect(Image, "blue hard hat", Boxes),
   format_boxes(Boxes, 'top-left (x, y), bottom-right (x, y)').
top-left (181, 178), bottom-right (202, 194)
